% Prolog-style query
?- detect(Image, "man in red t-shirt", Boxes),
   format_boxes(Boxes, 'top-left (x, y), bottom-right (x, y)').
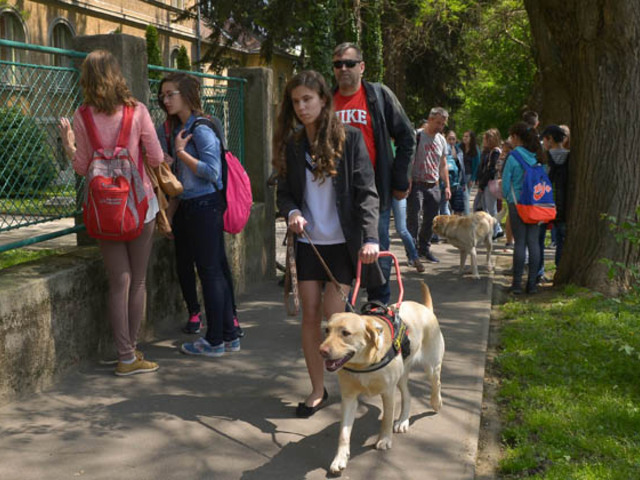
top-left (332, 42), bottom-right (417, 304)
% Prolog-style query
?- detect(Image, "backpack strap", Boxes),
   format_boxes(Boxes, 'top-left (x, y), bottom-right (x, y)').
top-left (189, 116), bottom-right (228, 193)
top-left (163, 120), bottom-right (172, 151)
top-left (78, 105), bottom-right (102, 151)
top-left (116, 105), bottom-right (144, 178)
top-left (116, 105), bottom-right (134, 149)
top-left (508, 149), bottom-right (529, 205)
top-left (509, 149), bottom-right (527, 169)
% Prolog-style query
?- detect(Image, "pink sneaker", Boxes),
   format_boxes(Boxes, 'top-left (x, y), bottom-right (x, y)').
top-left (182, 313), bottom-right (202, 334)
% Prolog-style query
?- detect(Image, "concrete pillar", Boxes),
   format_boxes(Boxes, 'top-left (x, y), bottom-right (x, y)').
top-left (228, 67), bottom-right (272, 203)
top-left (70, 34), bottom-right (149, 244)
top-left (227, 67), bottom-right (276, 284)
top-left (71, 34), bottom-right (149, 105)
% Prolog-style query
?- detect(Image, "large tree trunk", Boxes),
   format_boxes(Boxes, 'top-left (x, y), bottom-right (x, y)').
top-left (524, 1), bottom-right (571, 125)
top-left (524, 0), bottom-right (640, 294)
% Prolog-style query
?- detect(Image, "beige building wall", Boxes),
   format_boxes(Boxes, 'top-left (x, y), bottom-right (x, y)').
top-left (2, 0), bottom-right (295, 108)
top-left (2, 0), bottom-right (198, 67)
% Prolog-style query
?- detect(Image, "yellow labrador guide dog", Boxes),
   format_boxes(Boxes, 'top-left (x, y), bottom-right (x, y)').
top-left (432, 210), bottom-right (504, 279)
top-left (319, 280), bottom-right (444, 474)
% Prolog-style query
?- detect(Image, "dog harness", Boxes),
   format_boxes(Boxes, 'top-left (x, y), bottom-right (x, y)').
top-left (343, 301), bottom-right (411, 373)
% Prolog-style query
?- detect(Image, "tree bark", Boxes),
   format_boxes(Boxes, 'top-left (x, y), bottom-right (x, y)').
top-left (524, 0), bottom-right (640, 293)
top-left (524, 1), bottom-right (571, 125)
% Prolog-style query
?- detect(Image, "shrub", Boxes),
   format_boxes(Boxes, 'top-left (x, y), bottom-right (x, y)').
top-left (0, 107), bottom-right (56, 198)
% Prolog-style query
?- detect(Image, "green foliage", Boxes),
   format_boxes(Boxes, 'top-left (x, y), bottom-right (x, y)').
top-left (497, 291), bottom-right (640, 478)
top-left (383, 0), bottom-right (479, 123)
top-left (176, 45), bottom-right (191, 71)
top-left (453, 0), bottom-right (535, 136)
top-left (334, 0), bottom-right (359, 44)
top-left (601, 207), bottom-right (640, 292)
top-left (146, 25), bottom-right (162, 80)
top-left (361, 0), bottom-right (384, 82)
top-left (300, 1), bottom-right (336, 79)
top-left (0, 108), bottom-right (56, 198)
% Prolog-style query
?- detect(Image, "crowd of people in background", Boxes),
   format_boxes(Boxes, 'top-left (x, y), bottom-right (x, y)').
top-left (56, 44), bottom-right (571, 419)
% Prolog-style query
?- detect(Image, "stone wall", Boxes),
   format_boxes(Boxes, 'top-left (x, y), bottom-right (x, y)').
top-left (0, 36), bottom-right (276, 406)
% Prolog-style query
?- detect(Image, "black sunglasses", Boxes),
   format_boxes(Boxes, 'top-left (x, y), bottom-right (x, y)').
top-left (332, 60), bottom-right (361, 69)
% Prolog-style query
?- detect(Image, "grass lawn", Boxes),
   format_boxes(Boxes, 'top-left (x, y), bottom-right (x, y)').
top-left (0, 249), bottom-right (64, 269)
top-left (496, 286), bottom-right (640, 479)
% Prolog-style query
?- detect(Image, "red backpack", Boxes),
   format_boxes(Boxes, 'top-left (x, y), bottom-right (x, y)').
top-left (80, 105), bottom-right (148, 241)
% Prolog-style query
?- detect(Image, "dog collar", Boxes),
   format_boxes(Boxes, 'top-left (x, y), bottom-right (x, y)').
top-left (343, 302), bottom-right (411, 374)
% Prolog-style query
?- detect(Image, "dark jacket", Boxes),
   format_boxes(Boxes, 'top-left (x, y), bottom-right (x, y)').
top-left (477, 147), bottom-right (501, 190)
top-left (276, 126), bottom-right (383, 288)
top-left (335, 81), bottom-right (416, 211)
top-left (548, 150), bottom-right (570, 223)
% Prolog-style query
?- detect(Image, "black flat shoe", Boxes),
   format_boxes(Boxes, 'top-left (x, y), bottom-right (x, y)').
top-left (295, 388), bottom-right (329, 418)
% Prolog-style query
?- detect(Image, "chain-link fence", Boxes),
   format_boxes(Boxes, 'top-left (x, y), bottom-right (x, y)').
top-left (1, 41), bottom-right (246, 252)
top-left (0, 40), bottom-right (85, 247)
top-left (148, 65), bottom-right (246, 164)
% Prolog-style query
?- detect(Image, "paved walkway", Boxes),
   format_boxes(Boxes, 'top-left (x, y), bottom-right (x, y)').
top-left (0, 223), bottom-right (496, 480)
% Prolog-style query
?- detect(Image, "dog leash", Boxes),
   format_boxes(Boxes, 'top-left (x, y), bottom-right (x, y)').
top-left (284, 230), bottom-right (300, 316)
top-left (284, 229), bottom-right (356, 315)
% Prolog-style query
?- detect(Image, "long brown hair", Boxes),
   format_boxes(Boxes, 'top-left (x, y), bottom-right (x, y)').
top-left (482, 128), bottom-right (502, 152)
top-left (158, 72), bottom-right (204, 129)
top-left (80, 50), bottom-right (136, 114)
top-left (272, 70), bottom-right (344, 181)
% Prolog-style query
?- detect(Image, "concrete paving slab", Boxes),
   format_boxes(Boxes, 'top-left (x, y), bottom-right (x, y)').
top-left (0, 226), bottom-right (493, 480)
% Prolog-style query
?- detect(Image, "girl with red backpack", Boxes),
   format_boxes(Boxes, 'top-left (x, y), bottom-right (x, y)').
top-left (59, 50), bottom-right (165, 376)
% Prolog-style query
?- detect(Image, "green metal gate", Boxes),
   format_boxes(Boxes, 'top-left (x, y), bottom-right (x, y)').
top-left (148, 65), bottom-right (246, 164)
top-left (0, 40), bottom-right (246, 253)
top-left (0, 39), bottom-right (86, 252)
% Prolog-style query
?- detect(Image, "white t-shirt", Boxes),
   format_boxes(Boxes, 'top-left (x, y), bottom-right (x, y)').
top-left (297, 153), bottom-right (345, 245)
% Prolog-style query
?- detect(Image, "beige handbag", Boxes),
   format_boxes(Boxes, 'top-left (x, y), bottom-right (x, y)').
top-left (154, 160), bottom-right (183, 197)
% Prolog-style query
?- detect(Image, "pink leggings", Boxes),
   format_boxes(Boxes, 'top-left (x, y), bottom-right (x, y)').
top-left (98, 221), bottom-right (155, 361)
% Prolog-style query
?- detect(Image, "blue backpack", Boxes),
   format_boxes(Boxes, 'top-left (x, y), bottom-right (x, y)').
top-left (510, 150), bottom-right (556, 224)
top-left (446, 154), bottom-right (461, 191)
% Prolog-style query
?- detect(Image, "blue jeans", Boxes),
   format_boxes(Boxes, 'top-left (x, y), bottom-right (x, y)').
top-left (462, 187), bottom-right (471, 215)
top-left (173, 192), bottom-right (236, 346)
top-left (367, 207), bottom-right (391, 305)
top-left (392, 197), bottom-right (419, 262)
top-left (537, 223), bottom-right (547, 277)
top-left (509, 203), bottom-right (540, 291)
top-left (439, 193), bottom-right (451, 215)
top-left (482, 188), bottom-right (503, 236)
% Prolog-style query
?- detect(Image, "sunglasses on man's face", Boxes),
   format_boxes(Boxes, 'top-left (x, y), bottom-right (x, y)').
top-left (332, 60), bottom-right (361, 69)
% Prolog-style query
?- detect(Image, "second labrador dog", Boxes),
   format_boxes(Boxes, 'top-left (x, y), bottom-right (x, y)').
top-left (319, 282), bottom-right (445, 474)
top-left (432, 210), bottom-right (502, 279)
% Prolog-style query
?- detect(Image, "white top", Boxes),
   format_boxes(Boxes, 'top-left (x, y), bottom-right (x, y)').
top-left (297, 155), bottom-right (345, 245)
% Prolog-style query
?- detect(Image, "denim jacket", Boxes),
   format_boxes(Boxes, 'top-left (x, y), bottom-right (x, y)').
top-left (156, 114), bottom-right (222, 199)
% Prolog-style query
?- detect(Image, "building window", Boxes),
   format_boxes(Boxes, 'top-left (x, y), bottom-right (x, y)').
top-left (170, 48), bottom-right (180, 69)
top-left (50, 21), bottom-right (74, 67)
top-left (172, 0), bottom-right (185, 9)
top-left (0, 10), bottom-right (26, 63)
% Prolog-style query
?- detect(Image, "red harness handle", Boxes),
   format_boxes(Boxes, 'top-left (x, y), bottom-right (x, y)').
top-left (350, 251), bottom-right (404, 308)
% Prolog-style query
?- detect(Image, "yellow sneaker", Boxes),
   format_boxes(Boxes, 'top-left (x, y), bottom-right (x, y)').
top-left (100, 350), bottom-right (144, 365)
top-left (115, 358), bottom-right (159, 376)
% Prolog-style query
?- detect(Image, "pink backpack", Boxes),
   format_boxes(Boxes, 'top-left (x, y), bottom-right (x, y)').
top-left (190, 118), bottom-right (252, 234)
top-left (80, 105), bottom-right (148, 241)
